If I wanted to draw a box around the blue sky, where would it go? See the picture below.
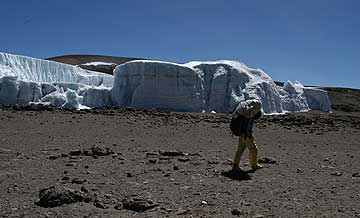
[0,0,359,88]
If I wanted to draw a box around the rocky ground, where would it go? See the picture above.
[0,105,360,218]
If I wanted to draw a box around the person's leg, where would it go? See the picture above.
[245,136,263,170]
[232,134,247,170]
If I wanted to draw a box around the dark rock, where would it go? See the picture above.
[127,173,133,178]
[91,146,114,157]
[69,150,82,156]
[231,208,243,216]
[94,199,109,209]
[82,149,93,156]
[208,160,219,165]
[160,150,185,157]
[177,209,190,215]
[35,186,84,207]
[173,166,179,170]
[114,203,123,210]
[123,197,158,212]
[258,157,277,164]
[81,186,89,193]
[65,162,77,167]
[72,178,86,184]
[352,172,360,178]
[61,153,69,158]
[188,152,201,157]
[178,157,190,162]
[61,176,70,181]
[331,171,343,176]
[48,155,60,160]
[148,159,157,164]
[146,152,159,156]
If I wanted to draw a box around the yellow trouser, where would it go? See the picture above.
[233,134,258,168]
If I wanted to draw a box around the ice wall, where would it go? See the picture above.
[111,61,205,112]
[0,52,115,109]
[0,52,332,113]
[0,52,113,87]
[111,60,331,114]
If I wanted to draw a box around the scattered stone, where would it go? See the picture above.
[258,157,277,164]
[71,178,86,184]
[61,153,69,158]
[148,159,157,164]
[122,197,159,212]
[178,157,190,162]
[160,150,185,157]
[114,203,123,210]
[146,152,159,156]
[65,162,77,167]
[91,146,114,157]
[84,196,93,203]
[104,193,112,199]
[201,200,208,205]
[94,199,109,209]
[61,176,70,181]
[296,168,303,173]
[35,186,84,207]
[69,150,82,156]
[48,154,60,160]
[208,160,219,165]
[82,146,114,158]
[81,186,88,193]
[160,207,172,213]
[323,158,330,162]
[352,173,360,178]
[231,208,242,216]
[331,171,343,176]
[177,209,190,215]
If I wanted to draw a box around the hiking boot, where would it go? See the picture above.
[251,163,263,170]
[231,165,243,172]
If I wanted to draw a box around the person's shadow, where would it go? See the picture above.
[221,169,253,181]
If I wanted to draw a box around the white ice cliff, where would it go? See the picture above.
[0,52,331,113]
[111,60,331,114]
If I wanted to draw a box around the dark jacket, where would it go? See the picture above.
[237,111,262,136]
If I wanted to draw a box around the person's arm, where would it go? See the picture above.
[253,111,262,120]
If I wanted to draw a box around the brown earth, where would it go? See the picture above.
[1,105,360,218]
[47,55,142,75]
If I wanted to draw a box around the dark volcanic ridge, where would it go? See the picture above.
[47,54,143,75]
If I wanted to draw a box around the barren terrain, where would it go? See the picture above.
[1,104,359,218]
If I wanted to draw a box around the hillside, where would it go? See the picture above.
[47,55,142,74]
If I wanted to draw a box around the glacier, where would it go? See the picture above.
[111,60,331,114]
[0,52,331,114]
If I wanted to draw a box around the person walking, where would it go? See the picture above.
[230,99,263,171]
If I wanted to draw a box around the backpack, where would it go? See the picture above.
[230,115,243,136]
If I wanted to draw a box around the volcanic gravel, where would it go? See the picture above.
[0,105,360,217]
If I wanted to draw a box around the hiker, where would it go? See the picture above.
[230,99,263,171]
